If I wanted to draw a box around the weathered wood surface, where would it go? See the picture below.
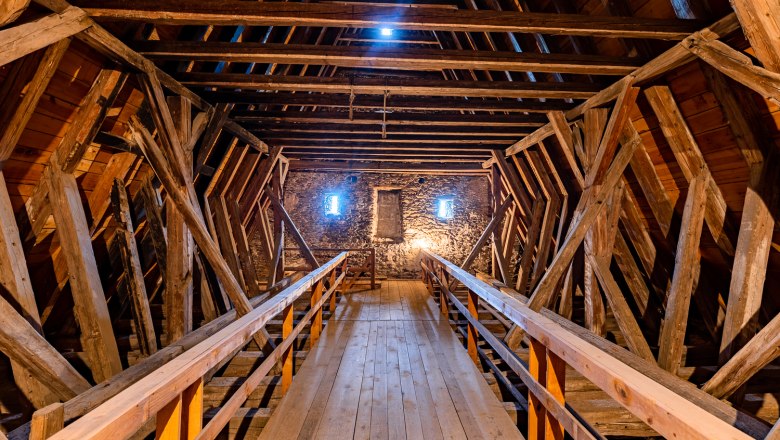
[136,42,641,75]
[426,252,755,440]
[260,280,523,439]
[77,1,701,38]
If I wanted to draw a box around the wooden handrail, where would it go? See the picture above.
[285,247,376,290]
[48,252,349,440]
[421,250,753,440]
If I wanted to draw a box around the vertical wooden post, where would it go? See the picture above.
[181,378,203,440]
[370,248,376,290]
[528,337,547,440]
[46,163,122,383]
[467,289,479,364]
[311,280,324,345]
[545,352,566,440]
[436,264,448,316]
[281,303,294,395]
[156,394,183,440]
[29,403,64,440]
[328,268,337,315]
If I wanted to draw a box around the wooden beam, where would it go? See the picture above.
[240,146,282,224]
[461,197,512,272]
[644,85,736,256]
[211,196,248,294]
[128,118,273,350]
[55,69,129,173]
[730,0,780,71]
[547,111,586,190]
[0,0,30,26]
[78,0,702,39]
[235,111,546,127]
[476,272,771,439]
[110,179,157,356]
[288,160,488,175]
[194,102,233,175]
[46,161,122,383]
[254,124,532,137]
[30,403,64,440]
[0,171,61,407]
[201,91,573,113]
[157,96,196,344]
[585,84,640,186]
[0,7,88,68]
[0,39,70,163]
[228,199,263,298]
[504,14,741,158]
[684,38,780,105]
[657,174,708,372]
[266,192,319,269]
[702,310,780,399]
[182,73,601,100]
[701,6,780,366]
[139,177,167,278]
[137,42,642,75]
[526,124,640,312]
[491,152,533,217]
[427,252,754,440]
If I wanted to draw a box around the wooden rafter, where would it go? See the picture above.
[136,42,642,75]
[77,0,702,39]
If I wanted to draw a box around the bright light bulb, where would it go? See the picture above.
[380,28,394,37]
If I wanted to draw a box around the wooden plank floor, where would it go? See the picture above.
[260,280,524,439]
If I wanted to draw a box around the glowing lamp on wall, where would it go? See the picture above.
[380,28,394,37]
[413,238,431,249]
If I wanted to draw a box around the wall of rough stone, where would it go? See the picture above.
[276,171,492,278]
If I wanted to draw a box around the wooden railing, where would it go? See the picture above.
[45,252,349,440]
[421,250,754,440]
[285,247,376,290]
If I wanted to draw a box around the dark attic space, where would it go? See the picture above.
[0,0,779,439]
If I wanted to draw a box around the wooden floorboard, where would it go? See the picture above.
[260,280,524,440]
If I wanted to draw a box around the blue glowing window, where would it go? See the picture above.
[437,198,454,219]
[324,194,341,216]
[380,28,394,37]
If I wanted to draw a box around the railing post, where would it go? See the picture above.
[156,394,182,440]
[467,288,479,364]
[281,303,294,395]
[181,378,203,440]
[370,248,376,290]
[311,279,324,345]
[545,351,566,440]
[30,403,64,440]
[328,268,337,314]
[439,269,449,316]
[528,336,547,440]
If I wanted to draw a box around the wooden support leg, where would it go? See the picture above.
[156,394,182,440]
[467,289,479,364]
[544,351,566,440]
[328,269,337,313]
[528,336,547,440]
[29,403,64,440]
[281,303,294,395]
[181,379,203,440]
[310,280,324,346]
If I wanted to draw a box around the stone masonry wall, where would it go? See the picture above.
[277,171,492,278]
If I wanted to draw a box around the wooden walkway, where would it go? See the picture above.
[260,280,524,439]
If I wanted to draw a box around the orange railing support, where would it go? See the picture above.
[182,379,203,440]
[281,303,294,395]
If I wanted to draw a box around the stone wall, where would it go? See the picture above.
[277,171,492,278]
